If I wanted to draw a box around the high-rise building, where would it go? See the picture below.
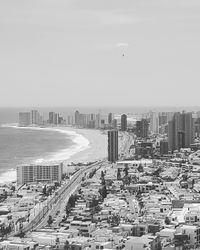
[17,163,63,186]
[54,113,59,125]
[160,140,169,155]
[136,119,149,138]
[67,115,73,125]
[121,114,127,131]
[150,111,159,134]
[108,130,118,162]
[168,112,194,151]
[88,114,95,128]
[95,113,101,129]
[49,112,61,125]
[108,113,113,125]
[112,119,117,129]
[159,112,168,126]
[19,112,31,126]
[75,110,80,126]
[31,110,40,125]
[49,112,55,124]
[195,118,200,137]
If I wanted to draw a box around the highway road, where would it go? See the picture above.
[19,160,105,234]
[11,131,133,236]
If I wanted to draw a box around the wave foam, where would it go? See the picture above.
[0,124,90,183]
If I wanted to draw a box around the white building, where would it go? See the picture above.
[125,235,160,250]
[176,225,200,247]
[150,111,159,134]
[17,163,63,186]
[19,112,31,127]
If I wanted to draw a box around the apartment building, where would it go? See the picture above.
[17,163,63,186]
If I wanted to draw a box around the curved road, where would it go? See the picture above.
[20,160,105,234]
[12,131,133,235]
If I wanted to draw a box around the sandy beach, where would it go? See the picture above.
[0,124,108,179]
[56,127,108,173]
[0,124,130,181]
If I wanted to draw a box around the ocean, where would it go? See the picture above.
[0,108,90,184]
[1,105,198,184]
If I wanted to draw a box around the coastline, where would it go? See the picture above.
[58,127,108,171]
[0,124,108,183]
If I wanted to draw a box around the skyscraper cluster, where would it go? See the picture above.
[48,112,65,125]
[74,110,97,128]
[168,112,194,152]
[19,110,66,127]
[19,110,43,126]
[73,110,117,129]
[136,119,149,138]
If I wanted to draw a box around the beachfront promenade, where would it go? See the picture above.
[11,131,133,236]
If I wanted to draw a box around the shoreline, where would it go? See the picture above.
[0,124,108,183]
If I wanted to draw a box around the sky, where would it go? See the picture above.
[0,0,200,107]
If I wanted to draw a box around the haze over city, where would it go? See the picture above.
[2,0,200,248]
[1,0,200,107]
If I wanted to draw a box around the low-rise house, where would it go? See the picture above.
[89,241,113,250]
[176,225,200,247]
[125,235,161,250]
[132,224,148,237]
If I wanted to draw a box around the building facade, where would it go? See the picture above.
[17,163,63,186]
[108,130,118,162]
[168,112,194,151]
[136,119,149,138]
[108,113,113,125]
[121,114,127,131]
[150,111,159,134]
[31,110,40,125]
[19,112,31,126]
[160,140,169,155]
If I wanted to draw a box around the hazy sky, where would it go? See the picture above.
[0,0,200,107]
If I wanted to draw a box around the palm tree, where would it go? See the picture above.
[47,215,53,227]
[64,240,70,250]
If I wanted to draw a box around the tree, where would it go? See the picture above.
[68,194,78,208]
[165,217,170,225]
[137,164,144,172]
[64,240,70,250]
[152,167,161,177]
[108,214,120,227]
[65,204,71,216]
[101,178,106,186]
[123,176,131,186]
[0,224,5,239]
[19,221,24,238]
[47,215,53,227]
[101,171,105,179]
[182,174,188,181]
[124,164,129,177]
[42,185,47,196]
[89,169,96,178]
[99,185,107,200]
[192,179,195,189]
[90,197,99,208]
[55,237,60,249]
[117,168,121,180]
[2,190,8,200]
